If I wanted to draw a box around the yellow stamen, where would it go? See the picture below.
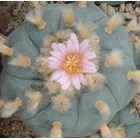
[63,54,81,74]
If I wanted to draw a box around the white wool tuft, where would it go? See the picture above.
[105,13,124,34]
[25,91,43,113]
[95,100,110,117]
[49,121,62,138]
[9,54,31,68]
[1,97,22,118]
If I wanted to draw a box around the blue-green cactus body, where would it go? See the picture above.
[110,103,140,138]
[133,32,140,70]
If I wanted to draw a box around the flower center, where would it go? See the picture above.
[63,54,81,74]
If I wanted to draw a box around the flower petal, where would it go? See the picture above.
[57,43,67,56]
[61,79,71,90]
[50,70,63,81]
[79,74,87,85]
[70,33,78,44]
[48,61,62,70]
[83,61,97,68]
[83,67,97,73]
[50,51,65,61]
[66,40,74,53]
[82,51,96,60]
[52,43,59,51]
[69,33,79,53]
[48,56,61,64]
[72,74,81,90]
[82,61,98,73]
[79,39,90,55]
[59,71,70,85]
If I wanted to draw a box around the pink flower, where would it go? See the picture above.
[48,33,98,90]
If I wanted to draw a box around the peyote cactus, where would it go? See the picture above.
[0,2,140,138]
